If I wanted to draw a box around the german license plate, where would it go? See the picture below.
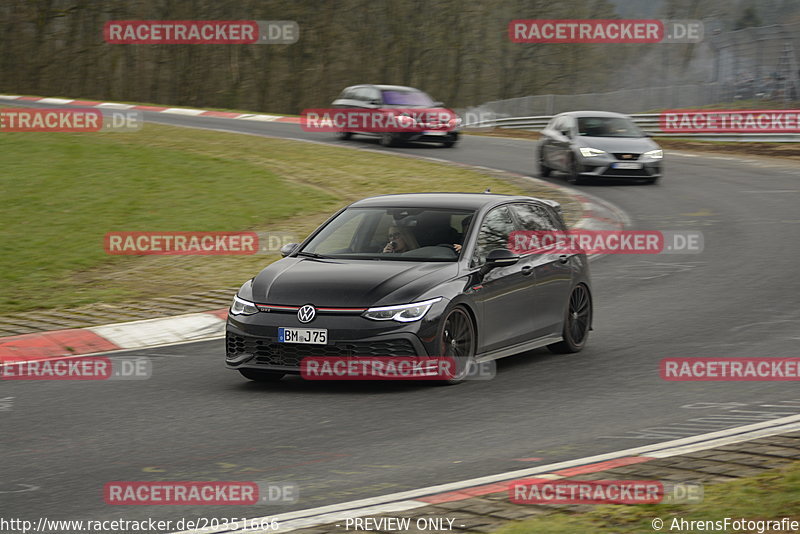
[278,327,328,344]
[612,162,642,169]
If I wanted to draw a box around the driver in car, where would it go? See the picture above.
[383,225,418,253]
[382,224,463,253]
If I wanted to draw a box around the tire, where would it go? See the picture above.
[539,150,552,177]
[337,132,352,140]
[239,369,285,382]
[436,306,477,385]
[442,140,456,148]
[566,155,585,185]
[645,177,660,185]
[380,133,398,147]
[548,284,592,354]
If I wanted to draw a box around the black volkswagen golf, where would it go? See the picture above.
[226,193,592,383]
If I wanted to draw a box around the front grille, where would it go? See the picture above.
[602,167,654,177]
[227,334,417,367]
[612,153,641,160]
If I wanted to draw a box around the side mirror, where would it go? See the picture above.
[479,248,519,275]
[561,129,572,138]
[369,99,382,106]
[280,243,299,257]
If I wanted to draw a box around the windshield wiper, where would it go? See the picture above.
[296,251,330,259]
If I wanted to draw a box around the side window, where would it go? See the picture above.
[508,203,564,254]
[364,87,381,104]
[510,203,560,232]
[471,206,517,266]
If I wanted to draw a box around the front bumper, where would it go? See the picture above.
[225,306,444,373]
[396,131,459,144]
[576,154,662,179]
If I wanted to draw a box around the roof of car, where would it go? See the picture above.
[558,110,630,118]
[349,192,549,210]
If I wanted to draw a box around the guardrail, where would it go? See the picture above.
[469,113,800,142]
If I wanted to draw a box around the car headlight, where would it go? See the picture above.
[363,297,442,322]
[644,149,663,159]
[230,295,259,316]
[579,147,606,157]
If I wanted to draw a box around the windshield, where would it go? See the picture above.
[300,207,475,261]
[578,116,644,138]
[381,90,436,106]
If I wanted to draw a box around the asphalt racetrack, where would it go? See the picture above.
[3,108,800,523]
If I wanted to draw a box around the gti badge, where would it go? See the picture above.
[297,304,316,323]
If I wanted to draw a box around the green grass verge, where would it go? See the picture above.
[0,123,573,315]
[496,461,800,533]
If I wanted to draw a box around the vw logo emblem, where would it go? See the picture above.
[297,304,316,323]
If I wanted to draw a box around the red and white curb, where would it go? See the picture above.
[0,309,227,364]
[0,95,301,123]
[173,414,800,534]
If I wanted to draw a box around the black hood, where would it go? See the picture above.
[252,257,458,307]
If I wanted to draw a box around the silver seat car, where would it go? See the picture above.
[539,111,663,184]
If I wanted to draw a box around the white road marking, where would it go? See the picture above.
[740,190,799,193]
[646,420,800,458]
[162,107,206,115]
[171,415,800,534]
[37,97,74,105]
[238,114,284,121]
[96,102,135,109]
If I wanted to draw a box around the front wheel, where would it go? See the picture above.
[437,307,476,385]
[380,133,399,147]
[539,150,552,177]
[239,369,285,382]
[442,140,456,148]
[548,284,592,354]
[337,131,352,140]
[566,155,586,185]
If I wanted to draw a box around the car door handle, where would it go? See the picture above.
[558,255,569,264]
[521,265,533,275]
